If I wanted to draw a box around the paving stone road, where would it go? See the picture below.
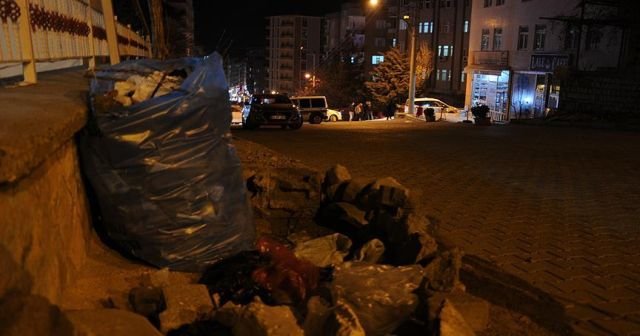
[234,119,640,335]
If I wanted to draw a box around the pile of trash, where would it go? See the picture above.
[79,53,254,272]
[110,70,185,106]
[124,165,475,336]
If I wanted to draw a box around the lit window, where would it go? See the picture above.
[438,45,443,56]
[372,55,384,64]
[481,29,490,50]
[534,24,546,50]
[464,20,469,33]
[493,27,503,50]
[438,69,450,81]
[392,38,397,47]
[351,56,355,63]
[461,71,466,83]
[517,26,529,50]
[400,20,408,30]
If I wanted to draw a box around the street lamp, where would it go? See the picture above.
[369,0,417,117]
[403,14,417,117]
[304,72,316,88]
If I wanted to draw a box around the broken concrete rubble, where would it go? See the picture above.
[66,309,163,336]
[215,298,304,336]
[437,299,476,336]
[159,284,214,333]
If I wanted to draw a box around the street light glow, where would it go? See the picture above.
[305,73,311,79]
[369,0,379,7]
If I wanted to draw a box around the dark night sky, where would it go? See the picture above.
[193,0,348,55]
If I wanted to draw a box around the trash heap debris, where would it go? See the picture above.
[79,53,255,272]
[110,71,185,107]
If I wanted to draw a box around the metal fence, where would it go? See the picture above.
[0,0,150,83]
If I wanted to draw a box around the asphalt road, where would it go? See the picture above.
[234,118,640,335]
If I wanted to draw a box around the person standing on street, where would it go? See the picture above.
[354,102,363,121]
[385,99,396,120]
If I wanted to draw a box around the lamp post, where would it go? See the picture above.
[305,72,316,88]
[369,0,418,116]
[404,14,417,117]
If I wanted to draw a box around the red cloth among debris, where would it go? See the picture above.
[252,237,320,302]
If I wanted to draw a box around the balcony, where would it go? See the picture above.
[471,51,509,67]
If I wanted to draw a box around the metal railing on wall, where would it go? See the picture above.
[0,0,151,84]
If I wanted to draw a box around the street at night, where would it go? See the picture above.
[235,119,640,334]
[2,0,640,335]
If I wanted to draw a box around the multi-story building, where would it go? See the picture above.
[324,2,366,63]
[465,0,624,121]
[364,0,401,75]
[266,15,322,95]
[246,49,268,95]
[226,58,248,102]
[396,0,471,101]
[362,0,471,103]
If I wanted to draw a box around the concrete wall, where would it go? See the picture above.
[0,70,91,305]
[0,141,90,304]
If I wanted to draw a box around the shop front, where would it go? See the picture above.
[470,70,511,122]
[465,52,567,122]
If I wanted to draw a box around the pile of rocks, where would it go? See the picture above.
[0,160,490,336]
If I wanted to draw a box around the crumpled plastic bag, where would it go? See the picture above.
[331,262,425,335]
[79,53,254,271]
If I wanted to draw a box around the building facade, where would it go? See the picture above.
[364,0,401,76]
[465,0,624,121]
[267,15,322,95]
[397,0,471,100]
[324,2,366,63]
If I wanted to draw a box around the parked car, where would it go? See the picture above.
[326,108,343,122]
[230,102,243,127]
[242,94,303,130]
[404,98,463,117]
[290,95,329,124]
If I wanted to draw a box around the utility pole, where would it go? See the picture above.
[406,14,417,116]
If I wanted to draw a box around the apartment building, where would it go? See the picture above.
[397,0,471,99]
[324,2,366,63]
[465,0,624,121]
[363,0,401,75]
[266,16,322,94]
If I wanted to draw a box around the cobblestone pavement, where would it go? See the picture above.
[234,119,640,335]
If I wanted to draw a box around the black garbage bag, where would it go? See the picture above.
[79,53,255,271]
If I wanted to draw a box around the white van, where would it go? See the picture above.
[290,96,328,124]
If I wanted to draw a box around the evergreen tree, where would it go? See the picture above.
[365,42,433,105]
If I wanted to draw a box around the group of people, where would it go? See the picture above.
[347,99,398,121]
